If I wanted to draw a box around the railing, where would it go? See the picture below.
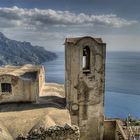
[116,120,128,140]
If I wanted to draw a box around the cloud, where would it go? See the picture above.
[0,6,138,30]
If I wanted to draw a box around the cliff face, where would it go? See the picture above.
[0,32,57,66]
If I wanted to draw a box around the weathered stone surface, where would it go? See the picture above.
[0,64,45,103]
[0,81,71,139]
[65,36,106,140]
[16,124,80,140]
[0,122,14,140]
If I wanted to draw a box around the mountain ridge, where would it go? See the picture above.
[0,32,57,66]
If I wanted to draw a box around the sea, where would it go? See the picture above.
[44,52,140,119]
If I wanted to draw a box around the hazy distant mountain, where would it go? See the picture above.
[0,32,57,66]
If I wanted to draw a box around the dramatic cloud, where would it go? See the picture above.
[0,6,138,30]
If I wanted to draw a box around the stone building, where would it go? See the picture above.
[0,64,45,103]
[65,36,106,140]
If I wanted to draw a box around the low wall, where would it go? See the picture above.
[104,119,128,140]
[103,120,116,140]
[16,124,80,140]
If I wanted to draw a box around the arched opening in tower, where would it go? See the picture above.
[82,46,90,72]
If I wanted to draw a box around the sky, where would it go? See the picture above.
[0,0,140,52]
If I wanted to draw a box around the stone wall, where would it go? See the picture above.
[65,36,106,140]
[16,124,80,140]
[0,75,37,103]
[38,65,45,96]
[103,120,116,140]
[0,65,46,103]
[103,119,128,140]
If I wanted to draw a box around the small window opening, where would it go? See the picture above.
[83,46,90,72]
[1,83,12,93]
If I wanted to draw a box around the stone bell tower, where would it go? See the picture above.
[65,36,106,140]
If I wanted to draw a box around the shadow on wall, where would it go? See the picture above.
[0,96,66,112]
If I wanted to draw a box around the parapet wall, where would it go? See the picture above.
[16,124,80,140]
[103,120,116,140]
[104,119,128,140]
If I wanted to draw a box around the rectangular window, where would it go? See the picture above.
[1,83,12,93]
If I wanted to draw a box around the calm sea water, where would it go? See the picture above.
[44,52,140,118]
